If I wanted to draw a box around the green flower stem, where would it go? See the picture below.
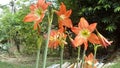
[35,47,41,68]
[42,23,51,68]
[81,48,86,68]
[92,45,99,68]
[60,46,64,68]
[42,9,53,68]
[77,46,81,68]
[35,32,43,68]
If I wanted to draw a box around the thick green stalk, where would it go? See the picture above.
[77,46,81,68]
[35,29,43,68]
[60,46,64,68]
[35,48,41,68]
[92,45,99,68]
[42,23,51,68]
[42,9,53,68]
[81,48,86,68]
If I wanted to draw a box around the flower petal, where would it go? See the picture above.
[58,28,64,33]
[70,35,84,47]
[24,13,38,22]
[55,11,61,16]
[71,27,81,35]
[96,30,113,48]
[88,33,100,44]
[83,40,88,50]
[63,18,73,28]
[88,23,97,32]
[65,9,72,18]
[42,2,51,10]
[58,20,64,29]
[37,0,45,7]
[99,35,112,48]
[49,40,59,49]
[88,53,94,60]
[60,2,66,14]
[30,4,37,11]
[36,13,45,23]
[34,14,44,29]
[34,21,39,30]
[78,17,89,28]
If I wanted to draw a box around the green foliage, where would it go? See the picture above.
[0,1,41,55]
[114,6,120,12]
[110,62,120,68]
[106,24,117,32]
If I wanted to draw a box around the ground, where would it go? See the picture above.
[0,49,120,68]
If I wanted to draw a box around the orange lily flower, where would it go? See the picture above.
[96,29,113,48]
[48,28,67,49]
[55,2,73,29]
[84,53,97,68]
[70,17,100,50]
[23,0,51,30]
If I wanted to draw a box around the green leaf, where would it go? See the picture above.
[98,0,105,4]
[37,36,43,49]
[106,24,116,32]
[114,7,120,12]
[104,4,111,10]
[94,6,101,11]
[101,17,111,24]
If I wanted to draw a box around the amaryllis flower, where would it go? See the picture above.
[96,29,113,48]
[48,28,67,49]
[84,53,97,68]
[70,17,100,50]
[23,0,51,30]
[55,2,73,29]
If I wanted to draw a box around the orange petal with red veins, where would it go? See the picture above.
[99,35,112,48]
[88,53,94,59]
[49,41,59,49]
[33,14,44,30]
[88,53,97,63]
[55,11,61,16]
[72,35,84,47]
[58,20,64,29]
[50,30,57,37]
[63,18,73,28]
[30,4,36,11]
[79,17,89,28]
[85,56,88,61]
[24,14,37,22]
[83,40,88,50]
[88,33,100,44]
[71,27,81,35]
[96,30,113,48]
[34,22,39,30]
[58,28,64,33]
[37,0,45,7]
[88,23,97,32]
[60,2,66,13]
[42,2,51,10]
[36,13,45,23]
[65,9,72,18]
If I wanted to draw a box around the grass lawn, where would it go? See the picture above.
[110,62,120,68]
[0,57,120,68]
[0,61,33,68]
[0,57,70,68]
[0,56,62,68]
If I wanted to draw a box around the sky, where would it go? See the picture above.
[0,0,10,5]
